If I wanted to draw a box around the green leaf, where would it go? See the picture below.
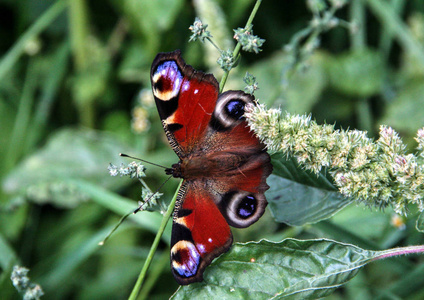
[71,38,111,107]
[172,239,376,299]
[270,153,335,189]
[246,52,287,105]
[267,175,352,226]
[266,153,352,226]
[2,128,133,208]
[0,232,19,270]
[68,179,171,241]
[327,49,384,97]
[283,52,327,113]
[247,51,326,113]
[38,226,114,291]
[113,0,183,52]
[380,78,424,135]
[331,205,392,241]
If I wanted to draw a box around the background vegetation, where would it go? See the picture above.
[1,0,424,299]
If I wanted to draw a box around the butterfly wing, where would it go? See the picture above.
[170,181,233,285]
[167,90,273,285]
[204,90,273,228]
[151,50,219,157]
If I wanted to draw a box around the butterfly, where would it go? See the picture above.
[150,50,273,285]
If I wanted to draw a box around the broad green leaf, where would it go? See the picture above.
[327,49,384,97]
[172,239,376,299]
[283,52,327,114]
[243,52,287,105]
[309,220,382,250]
[270,153,336,190]
[330,205,392,241]
[380,78,424,135]
[267,153,352,226]
[248,51,326,113]
[2,128,133,208]
[267,175,352,226]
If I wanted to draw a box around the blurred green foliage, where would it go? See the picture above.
[1,0,424,299]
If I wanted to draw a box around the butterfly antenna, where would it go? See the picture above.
[99,211,132,246]
[120,153,167,169]
[100,156,173,245]
[133,174,173,214]
[100,175,174,245]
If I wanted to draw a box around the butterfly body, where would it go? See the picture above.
[151,50,272,285]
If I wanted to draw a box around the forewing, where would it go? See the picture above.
[151,50,219,157]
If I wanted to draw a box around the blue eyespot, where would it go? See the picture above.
[237,195,257,219]
[156,61,179,77]
[154,61,183,95]
[171,241,200,278]
[225,100,245,120]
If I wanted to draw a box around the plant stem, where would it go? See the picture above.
[350,0,366,50]
[107,18,129,58]
[378,0,405,61]
[351,0,373,135]
[356,99,373,134]
[128,180,182,300]
[374,245,424,260]
[68,0,90,70]
[219,0,262,92]
[4,59,38,173]
[68,0,95,128]
[24,43,70,154]
[138,249,170,300]
[206,37,222,52]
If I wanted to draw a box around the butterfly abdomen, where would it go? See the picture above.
[176,150,262,179]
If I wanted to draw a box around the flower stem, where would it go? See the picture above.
[219,0,262,92]
[128,180,182,300]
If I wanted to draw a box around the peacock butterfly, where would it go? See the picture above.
[150,50,273,285]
